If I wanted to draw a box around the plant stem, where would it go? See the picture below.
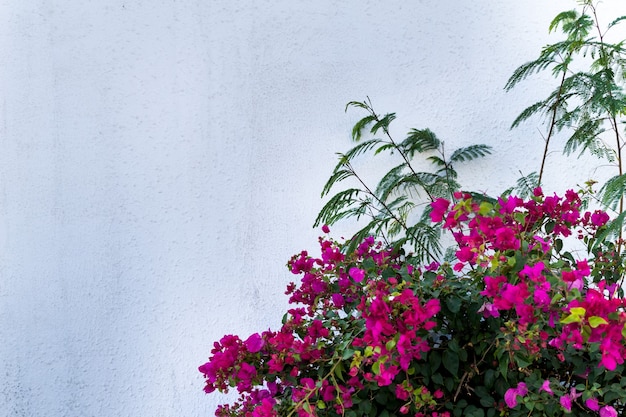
[590,3,624,250]
[538,67,568,187]
[365,98,436,202]
[347,162,438,263]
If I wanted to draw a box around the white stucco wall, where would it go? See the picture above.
[1,1,623,416]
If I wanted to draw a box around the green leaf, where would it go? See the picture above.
[608,15,626,29]
[561,307,586,324]
[484,369,496,389]
[314,188,362,227]
[341,349,356,360]
[449,144,493,163]
[479,395,495,408]
[351,115,377,142]
[429,350,442,372]
[320,168,353,197]
[370,113,396,135]
[589,316,608,328]
[339,139,384,165]
[432,372,444,385]
[515,356,532,368]
[466,405,484,417]
[445,296,462,313]
[549,10,578,33]
[401,128,440,156]
[498,357,508,379]
[442,351,459,375]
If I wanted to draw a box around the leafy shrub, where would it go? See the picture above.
[200,189,624,417]
[200,2,626,416]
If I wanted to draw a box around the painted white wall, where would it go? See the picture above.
[0,1,623,416]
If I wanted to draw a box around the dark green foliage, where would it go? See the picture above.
[315,99,492,262]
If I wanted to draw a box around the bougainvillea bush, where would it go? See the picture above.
[200,2,626,416]
[200,189,626,417]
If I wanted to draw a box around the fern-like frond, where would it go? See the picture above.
[314,188,362,227]
[391,171,440,201]
[449,144,493,163]
[339,139,384,165]
[505,57,556,91]
[586,137,615,162]
[563,118,604,156]
[374,143,397,155]
[321,168,354,197]
[427,155,446,168]
[608,15,626,30]
[436,165,458,181]
[510,172,540,199]
[345,100,370,112]
[404,171,440,187]
[376,163,408,202]
[549,10,579,33]
[599,173,626,210]
[510,100,549,129]
[370,113,396,135]
[401,129,440,157]
[550,10,592,41]
[386,197,414,238]
[351,115,377,142]
[405,222,442,263]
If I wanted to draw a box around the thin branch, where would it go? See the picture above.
[365,97,436,202]
[346,161,438,263]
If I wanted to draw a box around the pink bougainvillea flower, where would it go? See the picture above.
[493,282,529,311]
[504,382,527,408]
[533,282,551,309]
[331,292,345,308]
[430,198,450,223]
[531,235,551,253]
[480,275,507,297]
[560,395,572,412]
[395,384,410,401]
[374,363,399,386]
[455,246,474,263]
[562,270,583,291]
[498,195,523,214]
[591,210,610,227]
[585,398,599,411]
[477,302,499,318]
[520,262,545,282]
[560,387,582,412]
[321,224,330,233]
[600,405,618,417]
[251,398,277,417]
[244,333,264,353]
[349,267,365,283]
[235,362,257,392]
[493,227,520,250]
[538,380,553,395]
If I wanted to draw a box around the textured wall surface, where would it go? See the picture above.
[0,1,623,416]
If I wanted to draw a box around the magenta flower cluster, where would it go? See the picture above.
[200,188,626,416]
